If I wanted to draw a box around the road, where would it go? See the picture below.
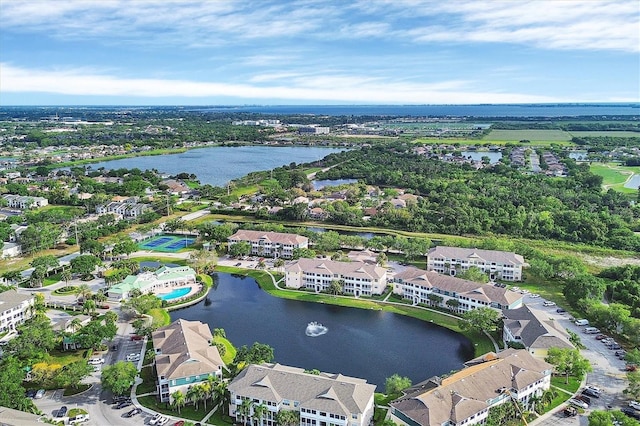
[528,299,631,426]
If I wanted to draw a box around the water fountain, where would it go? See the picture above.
[305,321,328,337]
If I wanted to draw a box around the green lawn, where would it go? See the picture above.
[213,336,236,365]
[46,348,88,367]
[570,131,640,138]
[148,308,171,327]
[137,365,157,395]
[137,395,211,423]
[483,129,573,142]
[590,162,639,194]
[551,375,582,394]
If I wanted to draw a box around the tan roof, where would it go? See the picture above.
[503,305,575,350]
[391,349,552,426]
[428,246,526,266]
[0,290,33,313]
[152,319,224,380]
[0,406,45,426]
[394,267,522,306]
[229,363,375,416]
[229,229,308,246]
[286,258,387,281]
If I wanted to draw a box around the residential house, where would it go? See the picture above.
[393,267,523,313]
[1,242,21,259]
[427,246,527,281]
[388,349,553,426]
[0,290,34,333]
[160,179,191,196]
[502,305,574,359]
[152,319,225,403]
[107,266,196,300]
[285,258,388,297]
[228,363,375,426]
[2,194,48,209]
[308,207,327,220]
[96,197,149,219]
[228,230,309,259]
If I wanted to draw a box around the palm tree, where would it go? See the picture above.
[2,270,23,287]
[186,385,202,410]
[82,299,97,315]
[238,398,253,426]
[171,390,186,414]
[60,268,72,285]
[212,379,229,414]
[69,317,83,333]
[328,279,344,296]
[76,283,92,302]
[275,409,299,426]
[199,382,211,411]
[253,403,267,426]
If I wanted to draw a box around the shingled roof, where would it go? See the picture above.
[229,230,308,245]
[286,258,387,281]
[428,246,526,266]
[394,267,522,306]
[502,305,575,350]
[152,319,224,380]
[229,363,375,417]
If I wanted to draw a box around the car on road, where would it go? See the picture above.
[568,398,589,409]
[174,421,185,426]
[542,301,556,306]
[528,293,540,298]
[111,344,119,351]
[35,389,45,399]
[556,308,567,314]
[595,334,608,340]
[88,357,104,365]
[69,414,89,424]
[116,400,132,409]
[124,407,141,417]
[622,407,640,420]
[235,262,242,266]
[57,406,68,418]
[126,353,140,362]
[630,401,640,410]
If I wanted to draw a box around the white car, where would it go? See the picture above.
[528,293,540,298]
[543,301,556,306]
[629,401,640,410]
[88,357,104,365]
[586,385,603,393]
[149,414,162,425]
[157,416,169,425]
[125,353,140,362]
[568,398,589,409]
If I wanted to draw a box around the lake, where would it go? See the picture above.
[170,272,474,388]
[85,146,346,186]
[460,151,502,164]
[624,174,640,190]
[312,178,359,190]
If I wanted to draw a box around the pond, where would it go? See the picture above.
[460,151,502,164]
[170,272,474,388]
[624,174,640,189]
[312,178,359,190]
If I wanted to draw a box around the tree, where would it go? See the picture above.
[2,270,23,286]
[121,294,162,315]
[457,266,489,283]
[60,268,72,285]
[101,361,138,395]
[253,403,268,426]
[459,307,500,334]
[229,241,251,258]
[563,274,606,307]
[113,237,138,258]
[70,254,101,279]
[29,265,47,288]
[82,299,97,315]
[237,398,253,426]
[6,314,56,363]
[624,370,640,400]
[427,293,443,307]
[589,410,638,426]
[446,299,460,310]
[328,279,343,296]
[80,239,105,257]
[275,409,299,426]
[31,254,60,270]
[19,222,62,254]
[0,357,38,413]
[545,348,592,384]
[55,360,93,389]
[75,283,92,302]
[233,342,275,365]
[171,390,186,414]
[385,374,412,396]
[188,249,218,274]
[566,330,586,349]
[292,247,316,259]
[376,251,388,266]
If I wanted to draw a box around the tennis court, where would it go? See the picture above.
[138,234,195,252]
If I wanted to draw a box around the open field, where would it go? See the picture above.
[569,131,640,138]
[413,137,574,147]
[483,129,572,141]
[590,162,639,194]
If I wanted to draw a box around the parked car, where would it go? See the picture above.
[595,334,608,340]
[57,406,68,418]
[111,344,119,351]
[113,396,131,404]
[35,389,45,399]
[126,353,140,362]
[116,400,132,409]
[626,364,638,372]
[556,308,567,314]
[235,262,242,266]
[124,408,141,418]
[542,301,556,306]
[568,398,589,409]
[622,407,640,420]
[574,319,589,326]
[577,394,591,404]
[582,388,601,398]
[130,334,144,341]
[174,421,185,426]
[630,401,640,411]
[563,406,578,417]
[586,385,602,393]
[608,343,622,350]
[149,414,163,425]
[88,357,104,365]
[69,414,89,424]
[157,416,169,425]
[25,389,37,398]
[615,350,627,358]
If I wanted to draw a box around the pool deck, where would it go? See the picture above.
[153,284,201,302]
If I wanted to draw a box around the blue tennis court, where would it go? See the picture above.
[139,234,195,252]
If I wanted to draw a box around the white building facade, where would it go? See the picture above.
[228,230,309,259]
[0,290,35,333]
[427,246,526,281]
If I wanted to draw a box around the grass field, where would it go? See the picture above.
[483,129,573,142]
[570,131,640,138]
[590,163,639,194]
[413,137,573,147]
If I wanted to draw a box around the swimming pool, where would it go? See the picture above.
[158,287,192,301]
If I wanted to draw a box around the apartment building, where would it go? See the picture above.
[228,230,309,259]
[388,349,553,426]
[152,319,225,403]
[393,267,523,313]
[0,290,35,333]
[2,194,49,209]
[285,258,388,297]
[427,246,526,281]
[228,363,376,426]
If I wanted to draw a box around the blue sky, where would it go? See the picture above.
[1,0,638,105]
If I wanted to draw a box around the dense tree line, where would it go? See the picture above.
[312,144,640,250]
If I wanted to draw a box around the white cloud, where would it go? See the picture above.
[0,63,568,104]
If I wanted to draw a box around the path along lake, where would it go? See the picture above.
[86,146,346,187]
[171,273,474,388]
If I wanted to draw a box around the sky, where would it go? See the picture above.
[0,0,639,105]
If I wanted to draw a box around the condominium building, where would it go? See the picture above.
[152,319,225,403]
[0,290,35,333]
[388,349,553,426]
[228,363,376,426]
[2,194,48,209]
[503,305,574,359]
[393,267,523,313]
[285,258,388,297]
[228,230,309,259]
[427,246,527,281]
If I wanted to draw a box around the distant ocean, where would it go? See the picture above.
[187,103,640,117]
